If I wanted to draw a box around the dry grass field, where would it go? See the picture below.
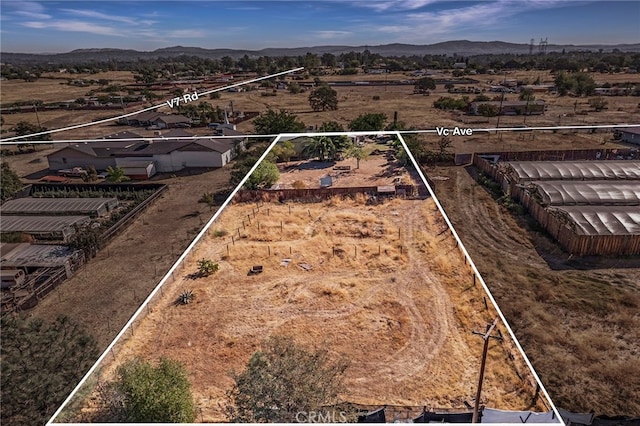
[72,195,549,422]
[2,69,638,420]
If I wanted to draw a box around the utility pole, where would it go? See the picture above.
[471,317,503,423]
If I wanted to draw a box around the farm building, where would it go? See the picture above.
[620,127,640,145]
[0,216,91,242]
[114,159,157,179]
[504,161,640,182]
[474,154,640,255]
[46,129,247,174]
[0,243,83,276]
[528,181,640,206]
[549,205,640,236]
[469,100,545,116]
[0,197,118,217]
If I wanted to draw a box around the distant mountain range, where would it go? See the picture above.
[3,40,640,64]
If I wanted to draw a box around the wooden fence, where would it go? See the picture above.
[234,184,419,203]
[472,153,640,256]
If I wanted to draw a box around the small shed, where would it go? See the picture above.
[376,185,396,196]
[114,159,157,179]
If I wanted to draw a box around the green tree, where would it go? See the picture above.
[245,160,280,189]
[348,113,387,131]
[302,136,337,161]
[1,162,23,201]
[11,121,52,152]
[104,357,196,423]
[105,166,130,183]
[225,335,349,423]
[414,77,436,94]
[344,145,368,169]
[253,109,306,135]
[308,84,338,111]
[477,103,500,117]
[1,316,99,426]
[318,121,351,152]
[269,140,296,162]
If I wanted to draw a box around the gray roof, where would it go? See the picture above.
[0,197,118,215]
[621,127,640,135]
[1,215,91,233]
[551,205,640,235]
[507,161,640,181]
[156,114,191,124]
[0,243,81,268]
[531,180,640,206]
[132,111,163,122]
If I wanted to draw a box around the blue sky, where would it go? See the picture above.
[1,1,639,53]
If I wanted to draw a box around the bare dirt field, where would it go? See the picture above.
[3,70,638,144]
[426,164,640,416]
[75,195,548,422]
[275,145,408,189]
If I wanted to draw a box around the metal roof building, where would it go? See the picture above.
[0,197,118,217]
[1,216,91,242]
[0,243,82,269]
[530,181,640,206]
[506,161,640,182]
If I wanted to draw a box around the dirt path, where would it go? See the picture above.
[75,198,543,422]
[429,165,640,415]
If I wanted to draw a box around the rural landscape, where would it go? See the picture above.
[1,1,640,424]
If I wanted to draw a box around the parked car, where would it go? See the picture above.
[58,167,87,177]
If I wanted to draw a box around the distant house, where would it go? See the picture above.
[469,100,546,116]
[453,62,467,69]
[620,127,640,145]
[152,114,191,129]
[46,129,247,175]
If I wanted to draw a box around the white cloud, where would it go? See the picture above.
[314,30,352,39]
[21,20,125,37]
[60,9,155,26]
[362,0,579,41]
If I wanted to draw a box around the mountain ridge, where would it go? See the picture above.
[3,40,640,64]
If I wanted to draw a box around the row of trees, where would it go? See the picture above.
[5,49,639,82]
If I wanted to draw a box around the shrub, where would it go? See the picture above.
[197,258,219,277]
[104,357,196,422]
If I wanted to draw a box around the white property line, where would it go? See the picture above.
[47,134,284,425]
[0,67,304,143]
[5,123,639,146]
[49,131,568,424]
[396,131,565,425]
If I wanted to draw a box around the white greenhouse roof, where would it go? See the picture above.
[551,205,640,236]
[531,180,640,206]
[507,161,640,181]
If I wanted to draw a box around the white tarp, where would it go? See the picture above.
[481,408,560,423]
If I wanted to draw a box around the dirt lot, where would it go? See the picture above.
[74,195,548,422]
[426,164,640,416]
